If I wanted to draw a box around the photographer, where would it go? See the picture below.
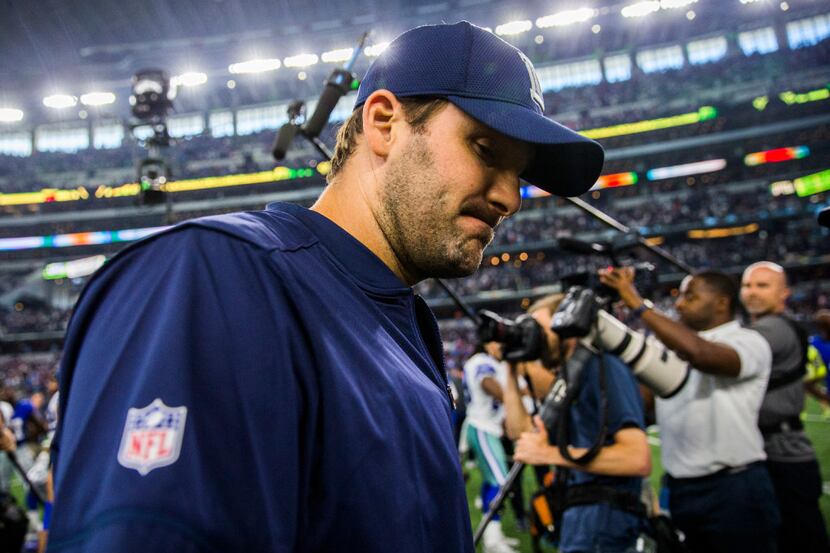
[502,294,651,553]
[598,268,779,553]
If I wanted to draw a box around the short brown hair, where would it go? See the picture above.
[328,96,448,180]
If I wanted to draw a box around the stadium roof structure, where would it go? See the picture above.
[0,0,824,125]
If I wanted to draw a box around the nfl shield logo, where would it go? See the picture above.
[118,398,187,476]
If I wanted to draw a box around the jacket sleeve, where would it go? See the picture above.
[49,227,317,553]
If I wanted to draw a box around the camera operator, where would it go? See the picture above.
[501,294,651,553]
[598,268,779,553]
[740,261,829,553]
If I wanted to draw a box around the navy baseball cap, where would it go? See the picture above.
[355,21,604,197]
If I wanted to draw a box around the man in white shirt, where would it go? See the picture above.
[463,342,517,553]
[599,269,780,553]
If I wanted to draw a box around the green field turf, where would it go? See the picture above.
[466,397,830,552]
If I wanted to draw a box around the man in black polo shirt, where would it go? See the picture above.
[741,261,829,553]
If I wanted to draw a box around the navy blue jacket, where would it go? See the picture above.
[49,202,473,552]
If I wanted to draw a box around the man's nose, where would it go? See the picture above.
[486,170,522,218]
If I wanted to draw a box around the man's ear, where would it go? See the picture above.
[361,90,400,159]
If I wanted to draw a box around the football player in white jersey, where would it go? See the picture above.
[463,342,518,553]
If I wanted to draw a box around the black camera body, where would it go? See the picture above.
[477,310,546,362]
[560,261,656,305]
[550,286,599,339]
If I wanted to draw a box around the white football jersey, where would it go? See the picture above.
[463,352,508,436]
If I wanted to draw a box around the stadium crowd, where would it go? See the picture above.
[0,38,826,198]
[0,7,826,552]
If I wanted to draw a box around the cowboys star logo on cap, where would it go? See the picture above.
[118,398,187,476]
[517,50,545,113]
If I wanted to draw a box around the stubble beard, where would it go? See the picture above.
[378,135,491,283]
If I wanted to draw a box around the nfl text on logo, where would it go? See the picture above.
[118,398,188,476]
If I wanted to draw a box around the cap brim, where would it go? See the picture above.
[819,206,830,228]
[447,95,604,197]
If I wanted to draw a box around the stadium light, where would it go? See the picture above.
[495,20,533,36]
[0,108,24,123]
[621,1,661,17]
[283,53,319,68]
[80,92,116,106]
[364,42,390,57]
[228,58,281,74]
[536,8,596,28]
[171,72,208,88]
[660,0,697,8]
[322,48,354,63]
[43,94,78,109]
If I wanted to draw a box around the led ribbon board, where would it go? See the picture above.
[521,172,638,197]
[0,188,89,207]
[0,226,169,252]
[591,172,638,189]
[744,146,809,166]
[647,159,726,180]
[779,86,830,106]
[42,255,107,280]
[580,106,717,140]
[688,223,759,239]
[0,164,328,207]
[794,169,830,197]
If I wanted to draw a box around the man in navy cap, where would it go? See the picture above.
[48,22,603,552]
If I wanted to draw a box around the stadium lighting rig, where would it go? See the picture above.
[80,92,116,106]
[660,0,698,8]
[283,53,319,68]
[171,72,208,88]
[621,0,697,17]
[228,58,281,74]
[495,19,533,36]
[621,1,661,18]
[0,108,23,123]
[322,48,354,63]
[364,42,390,57]
[43,94,78,109]
[536,8,597,28]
